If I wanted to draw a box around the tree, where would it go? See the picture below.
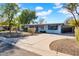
[0,3,19,36]
[65,17,79,27]
[0,19,9,26]
[19,9,37,25]
[64,3,79,45]
[19,9,37,32]
[63,3,79,26]
[13,16,21,33]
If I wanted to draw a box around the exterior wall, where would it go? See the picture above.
[38,26,46,32]
[38,25,62,34]
[46,25,62,34]
[24,24,62,34]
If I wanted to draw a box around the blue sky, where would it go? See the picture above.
[19,3,72,23]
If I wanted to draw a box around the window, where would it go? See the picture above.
[39,25,44,29]
[29,25,35,28]
[48,25,58,30]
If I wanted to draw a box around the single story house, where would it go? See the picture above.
[24,23,74,34]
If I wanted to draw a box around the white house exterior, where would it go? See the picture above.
[37,24,62,34]
[24,23,73,34]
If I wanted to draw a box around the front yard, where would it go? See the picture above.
[0,31,41,56]
[0,31,31,38]
[50,39,79,56]
[0,32,77,56]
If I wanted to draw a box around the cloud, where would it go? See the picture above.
[59,8,70,14]
[58,8,77,17]
[42,16,47,19]
[36,9,52,16]
[53,3,63,9]
[35,6,44,11]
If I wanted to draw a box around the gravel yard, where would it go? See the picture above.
[49,39,79,56]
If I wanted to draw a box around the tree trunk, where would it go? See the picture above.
[16,27,18,34]
[75,27,79,45]
[70,11,79,45]
[71,12,79,26]
[9,15,13,37]
[9,22,12,37]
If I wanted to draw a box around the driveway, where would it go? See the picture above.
[12,33,74,56]
[0,33,75,56]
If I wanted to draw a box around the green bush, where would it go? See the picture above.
[23,28,28,32]
[22,25,28,32]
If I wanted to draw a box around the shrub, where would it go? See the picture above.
[23,28,28,32]
[28,27,36,35]
[21,25,28,32]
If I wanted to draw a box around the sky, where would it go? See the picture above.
[18,3,78,23]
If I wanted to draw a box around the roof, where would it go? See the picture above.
[25,23,64,26]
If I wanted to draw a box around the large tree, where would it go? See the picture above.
[0,3,19,35]
[64,3,79,44]
[64,3,79,26]
[19,9,37,25]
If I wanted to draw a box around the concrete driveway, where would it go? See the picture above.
[13,33,74,56]
[0,33,75,56]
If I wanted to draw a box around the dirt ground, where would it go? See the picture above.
[49,39,79,56]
